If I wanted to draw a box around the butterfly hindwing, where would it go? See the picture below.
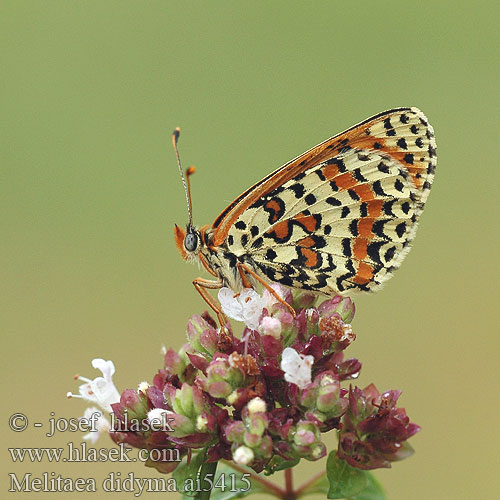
[219,107,436,294]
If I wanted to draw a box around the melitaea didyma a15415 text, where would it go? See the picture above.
[172,107,436,324]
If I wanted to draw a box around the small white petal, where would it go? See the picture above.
[239,289,266,330]
[218,287,266,330]
[259,316,282,339]
[73,359,120,412]
[281,347,314,389]
[247,397,267,414]
[218,288,245,321]
[91,359,115,382]
[233,445,254,465]
[138,381,149,393]
[81,407,110,444]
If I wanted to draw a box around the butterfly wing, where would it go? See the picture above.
[214,107,436,293]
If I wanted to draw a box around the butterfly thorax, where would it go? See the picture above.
[174,223,255,291]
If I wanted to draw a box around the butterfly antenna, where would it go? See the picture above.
[172,127,193,226]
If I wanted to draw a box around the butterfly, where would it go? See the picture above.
[173,107,436,325]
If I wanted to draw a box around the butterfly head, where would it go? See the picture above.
[174,223,202,261]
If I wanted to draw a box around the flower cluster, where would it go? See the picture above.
[69,285,419,474]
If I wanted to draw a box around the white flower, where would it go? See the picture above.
[259,316,282,339]
[67,358,120,412]
[280,347,314,389]
[218,287,266,330]
[247,397,267,414]
[233,445,254,465]
[196,414,208,432]
[147,408,173,431]
[138,381,149,394]
[81,407,110,444]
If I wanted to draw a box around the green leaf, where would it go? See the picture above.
[326,452,367,499]
[173,449,208,497]
[264,456,300,475]
[350,472,386,500]
[182,463,265,500]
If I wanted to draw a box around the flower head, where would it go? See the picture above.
[69,290,419,476]
[338,384,421,469]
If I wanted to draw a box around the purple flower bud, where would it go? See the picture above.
[291,421,325,461]
[119,389,147,421]
[243,431,262,447]
[225,421,245,442]
[318,296,356,323]
[163,348,184,375]
[246,413,268,436]
[187,315,218,356]
[292,290,318,309]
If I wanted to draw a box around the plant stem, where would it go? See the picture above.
[284,468,295,500]
[195,460,218,500]
[222,460,286,498]
[293,470,326,497]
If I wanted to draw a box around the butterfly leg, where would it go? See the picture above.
[192,278,228,328]
[236,262,296,318]
[198,253,219,278]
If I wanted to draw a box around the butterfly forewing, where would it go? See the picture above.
[215,107,436,294]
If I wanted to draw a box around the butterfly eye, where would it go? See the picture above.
[184,232,198,252]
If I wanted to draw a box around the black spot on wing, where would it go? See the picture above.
[348,189,360,201]
[395,222,406,238]
[266,248,277,261]
[305,193,316,205]
[289,183,306,198]
[360,202,368,217]
[367,241,385,264]
[384,246,396,262]
[326,197,342,206]
[349,219,358,237]
[403,153,414,165]
[394,178,405,192]
[353,168,368,183]
[377,162,390,174]
[397,138,408,150]
[315,169,326,181]
[372,181,387,196]
[342,238,352,257]
[325,157,347,172]
[251,237,264,249]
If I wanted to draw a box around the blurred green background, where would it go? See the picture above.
[2,1,499,499]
